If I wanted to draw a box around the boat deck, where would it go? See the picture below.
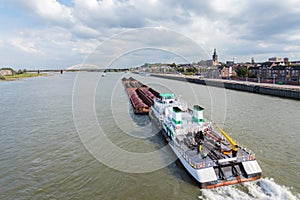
[173,128,252,169]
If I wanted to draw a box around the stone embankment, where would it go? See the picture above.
[151,74,300,100]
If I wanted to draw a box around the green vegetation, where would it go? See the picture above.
[17,69,27,74]
[170,63,176,68]
[2,73,45,80]
[235,67,248,77]
[176,67,184,73]
[175,66,197,75]
[183,71,194,76]
[0,67,47,81]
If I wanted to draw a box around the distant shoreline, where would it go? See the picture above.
[0,73,48,81]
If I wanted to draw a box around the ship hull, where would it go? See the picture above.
[167,131,261,188]
[150,110,261,189]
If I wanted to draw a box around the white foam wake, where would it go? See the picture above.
[199,178,300,200]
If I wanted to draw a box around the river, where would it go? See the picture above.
[0,72,299,199]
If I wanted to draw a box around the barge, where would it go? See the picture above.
[122,77,160,114]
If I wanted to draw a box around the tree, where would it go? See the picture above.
[1,67,15,74]
[186,67,196,74]
[170,63,176,68]
[176,67,184,73]
[235,67,248,77]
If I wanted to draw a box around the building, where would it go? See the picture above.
[226,61,234,67]
[270,64,287,81]
[220,66,237,78]
[291,65,300,82]
[259,62,277,80]
[0,69,13,76]
[247,62,300,83]
[248,66,260,77]
[212,48,220,66]
[198,49,221,67]
[268,57,282,62]
[196,51,299,83]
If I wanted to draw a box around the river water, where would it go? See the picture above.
[0,72,299,200]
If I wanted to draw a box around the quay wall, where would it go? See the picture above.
[151,74,300,100]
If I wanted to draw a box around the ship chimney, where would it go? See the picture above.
[172,107,182,129]
[193,105,204,123]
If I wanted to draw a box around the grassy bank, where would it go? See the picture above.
[1,73,47,81]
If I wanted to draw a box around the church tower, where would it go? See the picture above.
[212,48,219,65]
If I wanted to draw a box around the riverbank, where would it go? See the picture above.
[150,73,300,100]
[0,73,48,81]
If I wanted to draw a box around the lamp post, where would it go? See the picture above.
[258,68,261,83]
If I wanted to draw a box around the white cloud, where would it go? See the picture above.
[288,0,300,12]
[209,0,246,15]
[72,24,100,38]
[20,0,74,25]
[35,0,72,20]
[82,27,208,69]
[9,38,41,54]
[1,0,300,68]
[287,33,300,41]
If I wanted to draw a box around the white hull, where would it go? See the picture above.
[168,138,218,184]
[149,94,261,188]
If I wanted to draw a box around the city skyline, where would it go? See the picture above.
[1,0,300,69]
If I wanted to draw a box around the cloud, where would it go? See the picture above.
[83,28,208,69]
[72,24,100,39]
[16,0,74,26]
[9,38,41,54]
[1,0,300,69]
[72,0,147,29]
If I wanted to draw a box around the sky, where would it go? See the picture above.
[0,0,300,69]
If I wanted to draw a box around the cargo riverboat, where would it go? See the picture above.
[149,93,262,188]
